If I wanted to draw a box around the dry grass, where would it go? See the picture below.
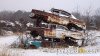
[0,48,11,56]
[0,48,25,56]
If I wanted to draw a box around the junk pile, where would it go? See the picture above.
[16,8,86,49]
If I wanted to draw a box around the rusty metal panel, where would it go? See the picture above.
[44,29,56,38]
[30,9,86,30]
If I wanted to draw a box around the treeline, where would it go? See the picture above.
[0,10,34,34]
[0,9,100,35]
[0,10,34,22]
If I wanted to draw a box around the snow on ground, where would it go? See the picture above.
[0,47,100,56]
[0,31,100,56]
[0,35,18,48]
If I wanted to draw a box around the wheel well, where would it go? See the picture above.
[67,23,83,31]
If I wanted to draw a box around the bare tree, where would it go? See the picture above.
[94,8,100,30]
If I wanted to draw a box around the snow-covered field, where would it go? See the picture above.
[0,30,100,56]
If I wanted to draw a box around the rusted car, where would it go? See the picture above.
[28,8,86,47]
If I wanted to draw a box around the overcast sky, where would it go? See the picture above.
[0,0,100,12]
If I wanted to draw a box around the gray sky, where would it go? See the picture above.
[0,0,100,12]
